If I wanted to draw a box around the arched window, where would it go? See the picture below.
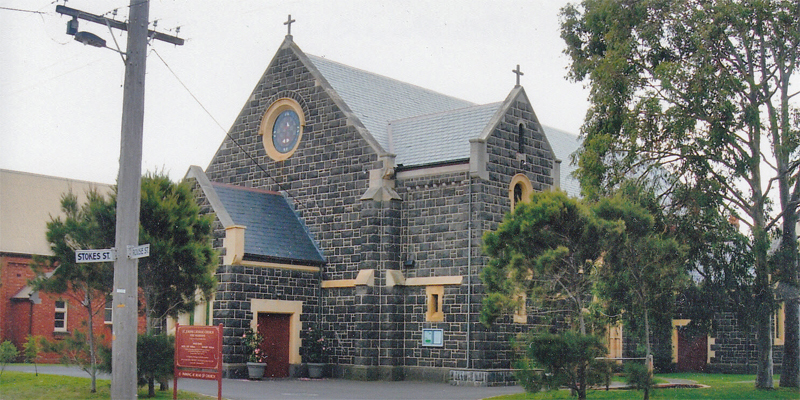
[509,174,533,210]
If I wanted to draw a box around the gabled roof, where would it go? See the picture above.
[390,102,503,167]
[210,182,325,265]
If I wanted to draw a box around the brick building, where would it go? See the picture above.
[182,34,580,383]
[0,169,125,362]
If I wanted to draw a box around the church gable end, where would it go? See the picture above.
[196,34,562,381]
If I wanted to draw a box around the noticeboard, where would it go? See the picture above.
[173,324,223,400]
[422,328,444,347]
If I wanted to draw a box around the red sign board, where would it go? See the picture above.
[176,325,221,369]
[174,324,223,400]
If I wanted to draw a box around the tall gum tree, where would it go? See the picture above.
[561,0,799,388]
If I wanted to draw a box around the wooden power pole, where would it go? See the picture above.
[55,2,183,398]
[112,1,148,397]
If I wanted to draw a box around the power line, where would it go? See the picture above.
[150,49,294,197]
[0,6,48,14]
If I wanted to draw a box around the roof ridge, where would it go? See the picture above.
[306,54,476,108]
[210,181,282,196]
[388,101,503,125]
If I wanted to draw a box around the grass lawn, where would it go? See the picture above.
[0,371,212,400]
[488,373,800,399]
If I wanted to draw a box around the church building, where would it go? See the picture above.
[185,29,580,383]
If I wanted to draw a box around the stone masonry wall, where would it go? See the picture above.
[204,43,380,282]
[213,264,319,367]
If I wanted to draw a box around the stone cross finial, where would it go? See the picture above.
[512,64,524,86]
[284,14,296,36]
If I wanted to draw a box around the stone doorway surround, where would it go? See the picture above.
[251,299,303,376]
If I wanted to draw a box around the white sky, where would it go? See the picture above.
[0,0,589,184]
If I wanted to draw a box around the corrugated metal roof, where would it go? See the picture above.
[211,183,325,264]
[390,103,502,166]
[307,54,475,153]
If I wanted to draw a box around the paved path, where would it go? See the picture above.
[5,365,524,400]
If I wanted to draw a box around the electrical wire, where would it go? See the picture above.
[0,6,48,14]
[150,48,294,197]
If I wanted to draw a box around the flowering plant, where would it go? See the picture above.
[242,327,267,363]
[304,324,329,363]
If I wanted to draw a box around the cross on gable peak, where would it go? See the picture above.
[512,64,524,87]
[284,14,296,37]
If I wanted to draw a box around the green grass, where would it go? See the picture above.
[488,373,800,399]
[0,371,212,400]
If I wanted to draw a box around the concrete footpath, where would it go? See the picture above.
[4,365,524,400]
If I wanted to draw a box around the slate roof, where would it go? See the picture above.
[210,182,325,264]
[390,103,503,167]
[542,125,582,197]
[307,54,476,157]
[306,53,583,195]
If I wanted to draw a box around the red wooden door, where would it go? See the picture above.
[677,330,707,372]
[257,313,291,378]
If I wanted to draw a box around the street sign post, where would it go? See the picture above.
[75,249,116,263]
[127,244,150,259]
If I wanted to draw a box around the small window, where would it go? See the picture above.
[426,286,444,322]
[513,293,527,324]
[513,183,524,206]
[104,300,113,325]
[518,123,525,154]
[54,300,67,332]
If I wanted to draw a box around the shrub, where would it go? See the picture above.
[625,362,654,400]
[0,341,19,378]
[515,331,606,399]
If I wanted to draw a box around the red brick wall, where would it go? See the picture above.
[1,253,146,364]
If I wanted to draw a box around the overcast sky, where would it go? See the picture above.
[1,0,589,184]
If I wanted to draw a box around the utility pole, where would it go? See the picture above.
[112,0,148,397]
[55,2,183,398]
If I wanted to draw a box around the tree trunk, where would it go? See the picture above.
[752,210,775,389]
[643,309,651,400]
[85,290,97,393]
[778,182,799,387]
[577,307,588,399]
[577,362,587,400]
[756,297,775,389]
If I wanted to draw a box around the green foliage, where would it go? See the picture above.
[30,190,114,393]
[516,331,606,398]
[31,190,115,295]
[303,324,329,364]
[137,334,174,396]
[625,363,654,399]
[560,0,800,387]
[0,341,19,378]
[44,330,105,377]
[242,327,267,363]
[22,335,44,364]
[22,335,45,375]
[593,187,689,360]
[131,172,218,333]
[481,191,608,331]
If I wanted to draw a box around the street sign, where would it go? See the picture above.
[127,244,150,259]
[75,248,116,263]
